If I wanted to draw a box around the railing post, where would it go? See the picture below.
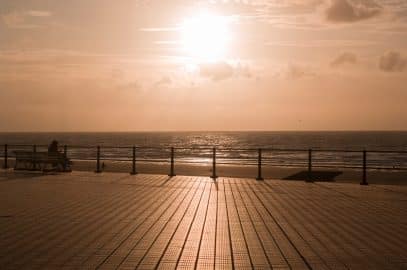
[211,147,218,179]
[32,145,37,171]
[360,150,368,185]
[63,145,68,171]
[131,146,137,175]
[95,146,101,173]
[306,148,313,182]
[3,144,8,169]
[168,147,175,177]
[256,148,264,180]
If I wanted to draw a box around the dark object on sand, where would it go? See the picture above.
[284,170,342,181]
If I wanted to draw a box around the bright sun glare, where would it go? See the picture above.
[179,12,232,62]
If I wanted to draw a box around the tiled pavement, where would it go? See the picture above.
[0,171,406,269]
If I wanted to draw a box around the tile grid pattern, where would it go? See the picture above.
[0,171,406,269]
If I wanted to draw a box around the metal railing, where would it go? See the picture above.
[1,143,407,185]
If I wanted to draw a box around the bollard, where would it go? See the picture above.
[3,144,8,169]
[360,150,368,185]
[211,147,218,179]
[256,148,264,180]
[168,147,176,177]
[306,149,313,182]
[131,146,137,175]
[95,146,102,173]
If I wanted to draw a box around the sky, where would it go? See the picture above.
[1,0,407,131]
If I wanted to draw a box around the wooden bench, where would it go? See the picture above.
[14,151,72,172]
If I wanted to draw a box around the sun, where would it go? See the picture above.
[179,12,232,62]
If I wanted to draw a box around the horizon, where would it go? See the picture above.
[1,1,407,131]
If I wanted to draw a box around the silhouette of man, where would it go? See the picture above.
[48,140,59,153]
[48,140,59,169]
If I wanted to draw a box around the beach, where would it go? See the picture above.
[2,158,406,185]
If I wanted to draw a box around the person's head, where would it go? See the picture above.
[51,140,58,146]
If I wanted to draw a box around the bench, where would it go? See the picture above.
[14,151,72,172]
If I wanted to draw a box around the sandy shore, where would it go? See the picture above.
[1,158,406,185]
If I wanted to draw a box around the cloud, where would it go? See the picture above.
[26,10,52,17]
[285,65,316,79]
[117,81,143,92]
[325,0,382,23]
[266,39,377,48]
[379,51,407,72]
[1,10,52,28]
[2,12,26,28]
[331,52,357,67]
[198,61,251,81]
[199,62,234,81]
[154,76,172,87]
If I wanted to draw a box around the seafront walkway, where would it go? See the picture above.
[0,171,406,269]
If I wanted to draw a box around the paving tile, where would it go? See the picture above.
[0,171,406,269]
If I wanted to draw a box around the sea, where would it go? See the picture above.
[1,131,407,169]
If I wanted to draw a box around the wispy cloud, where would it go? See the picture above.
[26,10,52,17]
[199,62,234,81]
[154,76,172,87]
[213,0,404,30]
[198,61,251,82]
[379,51,407,72]
[331,52,357,67]
[139,27,178,32]
[325,0,382,23]
[1,10,52,29]
[285,64,317,79]
[266,39,378,48]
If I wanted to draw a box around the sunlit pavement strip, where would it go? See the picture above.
[0,171,406,270]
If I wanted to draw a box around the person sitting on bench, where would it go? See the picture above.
[48,140,60,169]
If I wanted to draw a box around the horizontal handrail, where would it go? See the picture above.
[2,143,406,184]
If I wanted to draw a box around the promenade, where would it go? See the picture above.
[0,170,406,269]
